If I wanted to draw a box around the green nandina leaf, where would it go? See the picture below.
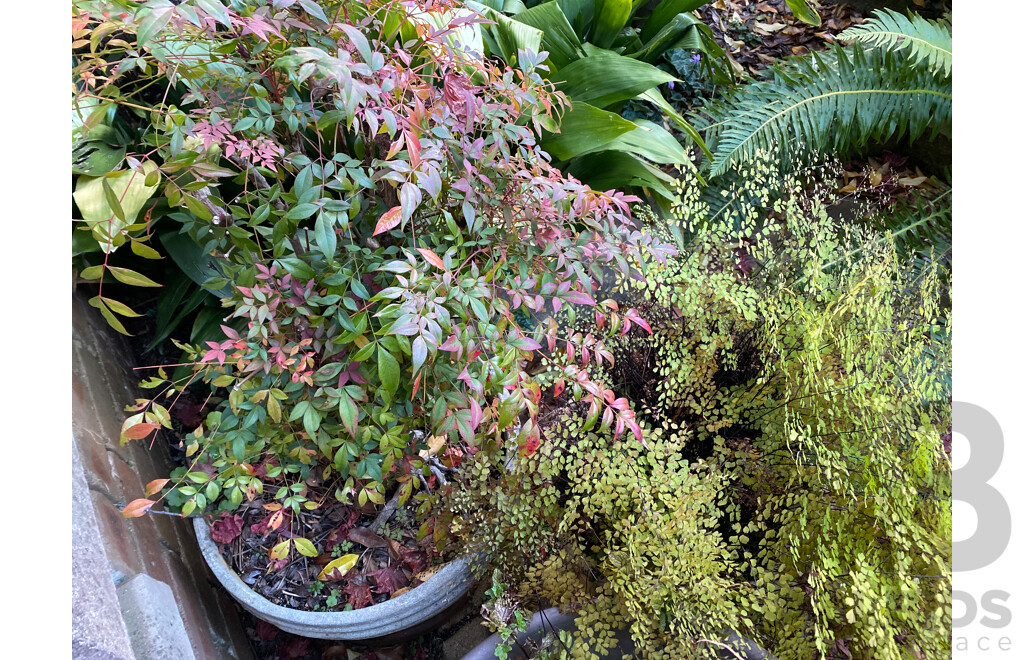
[136,0,175,46]
[130,239,162,260]
[303,404,323,437]
[785,0,822,26]
[107,266,162,287]
[293,537,318,557]
[97,297,143,318]
[377,346,400,395]
[286,203,319,220]
[196,0,231,27]
[412,336,428,374]
[338,393,359,437]
[541,102,638,160]
[314,212,337,259]
[555,50,676,109]
[93,298,131,335]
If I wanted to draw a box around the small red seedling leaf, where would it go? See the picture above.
[416,247,446,270]
[122,498,155,518]
[145,478,170,497]
[373,205,402,236]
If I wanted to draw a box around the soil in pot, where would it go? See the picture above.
[209,485,449,613]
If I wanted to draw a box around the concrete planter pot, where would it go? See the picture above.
[193,518,476,642]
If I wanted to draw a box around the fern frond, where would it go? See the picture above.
[864,188,952,265]
[699,44,951,178]
[839,9,951,77]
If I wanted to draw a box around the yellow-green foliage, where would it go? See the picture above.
[450,154,951,659]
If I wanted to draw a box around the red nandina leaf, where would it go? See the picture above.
[210,514,245,544]
[344,582,375,609]
[416,247,445,270]
[523,431,541,457]
[145,478,170,496]
[125,422,160,440]
[369,566,409,595]
[553,379,565,397]
[122,498,155,518]
[373,205,402,236]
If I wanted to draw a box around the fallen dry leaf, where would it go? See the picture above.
[898,176,929,187]
[754,21,787,34]
[349,526,389,548]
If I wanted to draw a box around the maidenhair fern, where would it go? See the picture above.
[839,8,952,76]
[698,9,953,178]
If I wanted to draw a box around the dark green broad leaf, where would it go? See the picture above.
[568,150,677,200]
[638,88,711,163]
[639,0,709,41]
[629,11,703,63]
[572,119,692,166]
[72,139,126,176]
[589,0,632,49]
[541,102,638,161]
[474,3,544,66]
[555,49,676,109]
[161,230,233,297]
[512,0,587,69]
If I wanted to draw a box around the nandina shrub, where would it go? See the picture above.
[82,0,673,563]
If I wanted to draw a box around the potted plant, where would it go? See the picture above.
[74,0,671,638]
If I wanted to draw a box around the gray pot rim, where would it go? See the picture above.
[193,517,476,640]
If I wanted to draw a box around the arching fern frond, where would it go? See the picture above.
[699,44,951,178]
[864,187,952,266]
[839,9,952,77]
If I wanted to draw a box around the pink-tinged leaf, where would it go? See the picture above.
[562,291,595,305]
[406,130,421,169]
[626,418,646,447]
[373,206,402,236]
[595,310,606,330]
[122,498,155,518]
[469,398,482,430]
[386,132,406,160]
[416,247,446,270]
[517,337,541,351]
[220,324,240,339]
[614,415,625,440]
